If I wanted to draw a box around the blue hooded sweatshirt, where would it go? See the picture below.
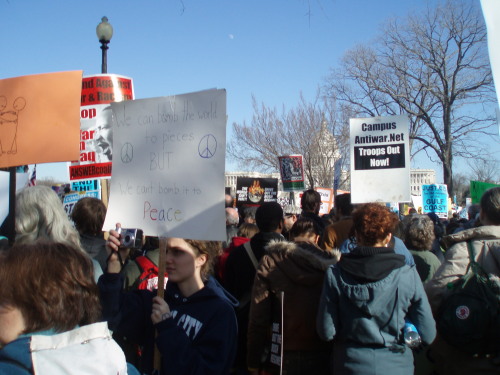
[0,337,32,374]
[99,273,238,375]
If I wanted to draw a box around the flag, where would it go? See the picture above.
[28,165,36,186]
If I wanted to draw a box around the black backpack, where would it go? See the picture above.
[436,240,500,356]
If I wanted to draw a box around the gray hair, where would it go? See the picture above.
[404,214,435,251]
[15,186,82,249]
[244,206,258,220]
[225,207,239,226]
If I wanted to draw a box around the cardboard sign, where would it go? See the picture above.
[269,291,284,374]
[350,115,411,203]
[70,74,134,181]
[422,184,449,218]
[482,0,500,133]
[278,155,305,191]
[103,89,226,241]
[71,179,101,192]
[63,190,101,216]
[236,177,278,206]
[411,195,423,214]
[316,187,333,215]
[0,71,82,168]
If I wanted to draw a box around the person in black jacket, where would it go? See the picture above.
[100,227,238,375]
[223,202,285,374]
[300,189,326,236]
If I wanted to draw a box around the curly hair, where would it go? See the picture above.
[352,203,399,246]
[0,241,101,334]
[185,239,222,279]
[15,186,81,249]
[404,215,435,251]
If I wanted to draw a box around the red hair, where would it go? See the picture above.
[352,203,399,246]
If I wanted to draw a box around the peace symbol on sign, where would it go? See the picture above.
[198,134,217,159]
[121,143,134,163]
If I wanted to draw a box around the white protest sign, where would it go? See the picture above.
[411,195,423,214]
[315,187,333,215]
[481,0,500,135]
[63,190,101,216]
[103,89,226,241]
[350,115,410,203]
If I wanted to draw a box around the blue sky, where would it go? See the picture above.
[2,0,493,183]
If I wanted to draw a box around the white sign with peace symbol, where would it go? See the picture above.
[103,89,227,241]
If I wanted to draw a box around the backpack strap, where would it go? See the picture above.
[236,241,258,311]
[243,241,258,270]
[466,240,491,283]
[135,255,157,272]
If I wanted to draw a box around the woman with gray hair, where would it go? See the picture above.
[404,215,441,283]
[15,185,103,281]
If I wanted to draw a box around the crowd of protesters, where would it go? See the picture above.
[0,185,499,375]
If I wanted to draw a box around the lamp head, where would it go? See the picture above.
[96,16,113,43]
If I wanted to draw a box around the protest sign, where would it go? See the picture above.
[71,179,101,192]
[102,89,226,241]
[269,292,284,375]
[411,195,423,214]
[70,74,134,180]
[236,177,278,206]
[470,180,500,203]
[0,71,82,168]
[316,187,333,215]
[278,155,305,191]
[422,184,449,218]
[350,115,411,203]
[482,0,500,134]
[63,190,101,216]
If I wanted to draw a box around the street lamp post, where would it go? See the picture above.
[96,17,113,206]
[96,16,113,74]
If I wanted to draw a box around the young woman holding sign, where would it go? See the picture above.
[100,225,238,375]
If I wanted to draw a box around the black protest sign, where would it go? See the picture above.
[236,177,278,205]
[353,143,405,170]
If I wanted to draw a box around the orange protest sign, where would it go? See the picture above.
[0,71,82,168]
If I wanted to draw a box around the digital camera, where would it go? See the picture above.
[119,228,144,249]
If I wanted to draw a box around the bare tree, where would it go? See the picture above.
[467,158,499,183]
[227,92,350,189]
[324,1,497,196]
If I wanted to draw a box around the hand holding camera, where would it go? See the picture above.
[106,224,143,273]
